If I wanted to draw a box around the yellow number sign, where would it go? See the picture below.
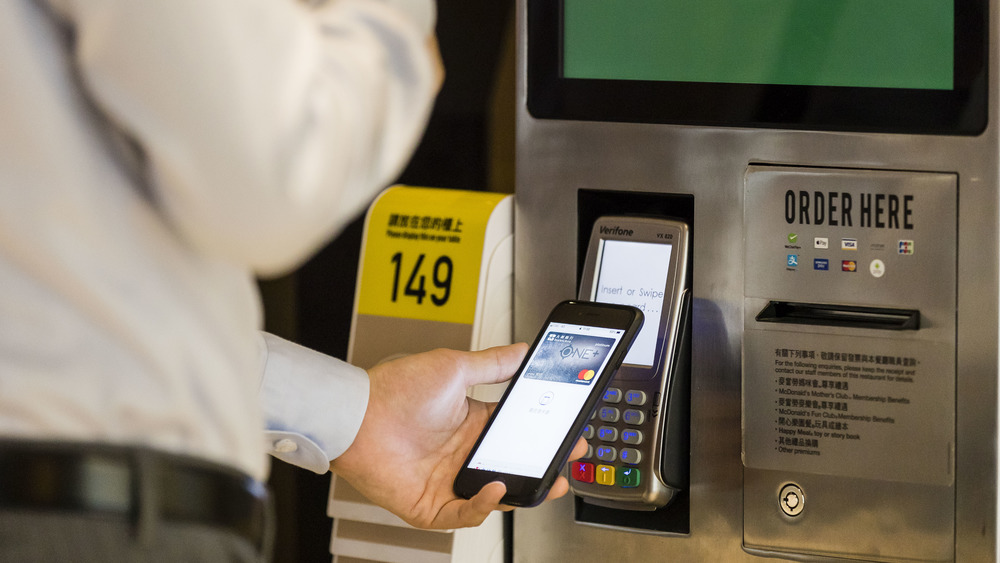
[356,186,508,325]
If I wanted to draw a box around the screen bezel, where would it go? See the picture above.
[454,300,642,507]
[582,221,687,381]
[526,0,989,135]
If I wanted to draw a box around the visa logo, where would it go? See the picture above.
[814,259,829,271]
[842,238,858,250]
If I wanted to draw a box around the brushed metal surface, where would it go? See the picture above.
[512,0,999,559]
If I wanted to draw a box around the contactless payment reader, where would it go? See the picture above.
[571,216,691,511]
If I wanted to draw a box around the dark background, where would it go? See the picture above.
[259,1,517,559]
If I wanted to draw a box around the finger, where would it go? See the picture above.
[485,400,500,416]
[544,476,570,502]
[462,343,529,387]
[567,437,588,461]
[450,480,507,527]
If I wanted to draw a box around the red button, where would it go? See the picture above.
[571,461,595,483]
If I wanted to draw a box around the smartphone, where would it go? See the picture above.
[453,300,643,507]
[572,216,690,510]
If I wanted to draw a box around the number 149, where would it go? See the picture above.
[390,252,453,306]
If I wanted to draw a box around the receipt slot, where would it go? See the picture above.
[742,166,956,561]
[327,186,513,563]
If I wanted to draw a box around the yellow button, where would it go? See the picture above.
[595,464,616,486]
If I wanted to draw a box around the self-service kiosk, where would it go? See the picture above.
[513,0,996,560]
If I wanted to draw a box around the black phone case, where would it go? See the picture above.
[453,300,643,507]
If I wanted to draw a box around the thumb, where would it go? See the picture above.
[462,343,528,387]
[452,481,508,527]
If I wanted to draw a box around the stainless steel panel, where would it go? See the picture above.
[513,1,999,561]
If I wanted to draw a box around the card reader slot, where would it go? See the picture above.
[755,301,920,331]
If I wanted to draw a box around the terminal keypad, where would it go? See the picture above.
[573,386,651,490]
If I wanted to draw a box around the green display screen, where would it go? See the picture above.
[563,0,954,90]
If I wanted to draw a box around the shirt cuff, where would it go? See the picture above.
[258,332,370,474]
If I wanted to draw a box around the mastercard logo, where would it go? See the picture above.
[577,369,596,381]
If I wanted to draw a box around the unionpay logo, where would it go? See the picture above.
[899,240,915,255]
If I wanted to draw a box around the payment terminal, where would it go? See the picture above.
[570,216,690,510]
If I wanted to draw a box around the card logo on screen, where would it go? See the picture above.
[524,333,614,385]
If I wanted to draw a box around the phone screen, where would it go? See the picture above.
[466,321,627,478]
[594,239,673,367]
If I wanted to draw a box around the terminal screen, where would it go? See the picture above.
[593,240,672,367]
[563,0,954,90]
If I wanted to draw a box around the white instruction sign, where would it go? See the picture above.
[743,329,954,486]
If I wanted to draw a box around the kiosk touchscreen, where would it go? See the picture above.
[527,0,987,134]
[571,216,690,510]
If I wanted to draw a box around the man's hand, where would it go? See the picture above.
[330,343,587,529]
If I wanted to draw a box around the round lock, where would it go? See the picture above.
[779,483,805,517]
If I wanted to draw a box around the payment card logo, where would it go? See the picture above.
[814,258,829,271]
[787,233,798,245]
[899,240,915,255]
[814,237,829,249]
[577,369,596,381]
[842,238,858,250]
[787,254,798,268]
[842,260,857,272]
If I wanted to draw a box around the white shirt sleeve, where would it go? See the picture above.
[258,332,369,474]
[53,0,438,276]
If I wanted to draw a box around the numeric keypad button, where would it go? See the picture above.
[625,390,647,406]
[595,446,617,462]
[597,426,619,442]
[598,406,621,423]
[623,409,645,425]
[603,388,623,403]
[621,429,644,445]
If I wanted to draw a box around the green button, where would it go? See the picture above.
[618,467,640,488]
